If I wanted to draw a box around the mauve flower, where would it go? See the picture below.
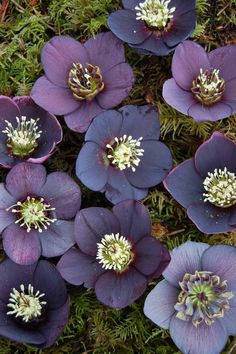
[0,96,62,168]
[108,0,196,56]
[0,162,81,265]
[163,41,236,121]
[76,105,172,204]
[0,258,69,348]
[144,241,236,354]
[164,132,236,234]
[31,32,134,133]
[57,200,170,309]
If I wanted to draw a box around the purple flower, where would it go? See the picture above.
[0,258,69,348]
[0,162,81,265]
[163,41,236,121]
[76,105,172,204]
[144,241,236,354]
[0,96,62,168]
[57,200,170,309]
[164,132,236,234]
[108,0,196,56]
[30,32,134,133]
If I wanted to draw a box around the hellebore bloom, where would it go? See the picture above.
[108,0,196,56]
[31,32,134,133]
[57,200,170,309]
[0,258,69,348]
[163,41,236,121]
[76,105,172,204]
[164,132,236,234]
[0,162,81,265]
[144,241,236,354]
[0,96,62,168]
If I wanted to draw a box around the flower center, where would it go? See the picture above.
[175,271,234,327]
[191,68,225,106]
[2,116,42,158]
[106,135,144,172]
[135,0,176,29]
[68,62,104,101]
[96,233,134,272]
[7,284,47,323]
[203,168,236,208]
[6,196,57,232]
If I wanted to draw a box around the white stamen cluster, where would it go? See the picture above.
[135,0,175,29]
[7,196,57,232]
[7,284,47,323]
[2,116,42,157]
[96,233,133,272]
[106,135,144,172]
[203,167,236,208]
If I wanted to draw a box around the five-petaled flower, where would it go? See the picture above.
[108,0,196,56]
[0,96,62,168]
[0,258,69,348]
[144,241,236,354]
[31,32,134,133]
[76,105,172,204]
[164,132,236,234]
[0,162,81,265]
[57,200,170,309]
[163,41,236,121]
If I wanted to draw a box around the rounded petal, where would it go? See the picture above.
[40,172,81,220]
[74,207,120,256]
[132,33,172,56]
[97,63,134,109]
[76,142,108,191]
[122,0,140,10]
[209,46,236,82]
[172,41,211,90]
[5,162,47,199]
[31,76,80,115]
[163,79,196,115]
[222,78,236,112]
[57,248,105,288]
[41,35,88,87]
[163,241,209,286]
[0,142,14,168]
[187,101,232,122]
[0,210,15,233]
[126,140,172,188]
[195,132,236,177]
[148,243,171,280]
[163,158,204,208]
[0,96,20,134]
[39,221,75,258]
[0,183,16,208]
[144,279,179,329]
[112,200,152,244]
[170,0,196,16]
[95,267,147,309]
[2,224,41,265]
[107,10,151,45]
[219,295,236,336]
[169,315,228,354]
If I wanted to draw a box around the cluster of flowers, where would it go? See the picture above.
[1,0,236,353]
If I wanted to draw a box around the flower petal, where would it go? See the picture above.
[170,0,196,15]
[0,210,15,233]
[187,101,232,122]
[222,78,236,112]
[219,296,236,336]
[144,279,179,329]
[0,183,16,208]
[122,0,140,10]
[0,96,20,134]
[132,33,172,56]
[209,46,236,82]
[0,141,14,168]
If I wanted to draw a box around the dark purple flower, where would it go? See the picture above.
[0,96,62,168]
[108,0,196,56]
[57,200,170,309]
[144,241,236,354]
[0,258,69,348]
[76,105,172,204]
[0,162,81,265]
[164,132,236,234]
[163,41,236,121]
[30,32,134,133]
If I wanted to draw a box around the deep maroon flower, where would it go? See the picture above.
[108,0,196,56]
[0,162,81,265]
[0,258,69,348]
[76,105,172,204]
[164,132,236,234]
[163,41,236,121]
[31,32,134,133]
[57,200,170,309]
[144,241,236,354]
[0,96,62,168]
